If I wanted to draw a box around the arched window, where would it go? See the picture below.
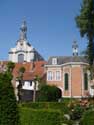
[64,73,69,90]
[18,54,24,63]
[84,73,88,90]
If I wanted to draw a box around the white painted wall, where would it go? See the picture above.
[16,81,39,90]
[9,40,34,62]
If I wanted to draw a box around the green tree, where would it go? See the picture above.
[38,85,61,102]
[75,0,94,79]
[7,61,15,72]
[17,66,25,102]
[0,66,19,124]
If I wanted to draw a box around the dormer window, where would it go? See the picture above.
[52,58,57,65]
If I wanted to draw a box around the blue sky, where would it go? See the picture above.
[0,0,87,60]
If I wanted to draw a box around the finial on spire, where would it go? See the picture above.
[72,41,78,56]
[20,20,27,40]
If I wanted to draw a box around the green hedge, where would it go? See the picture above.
[20,102,69,114]
[20,107,62,125]
[80,110,94,125]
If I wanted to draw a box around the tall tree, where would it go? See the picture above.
[75,0,94,79]
[0,64,19,125]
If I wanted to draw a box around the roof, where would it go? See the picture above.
[47,56,88,65]
[0,61,47,81]
[13,61,47,80]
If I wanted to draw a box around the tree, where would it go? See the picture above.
[0,66,19,124]
[17,66,25,102]
[33,75,41,102]
[7,61,15,72]
[75,0,94,79]
[38,85,61,102]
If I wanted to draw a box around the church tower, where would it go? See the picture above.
[9,21,44,63]
[72,41,78,56]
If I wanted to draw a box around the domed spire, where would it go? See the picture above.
[20,20,27,40]
[72,41,78,56]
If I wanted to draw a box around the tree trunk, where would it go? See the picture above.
[33,81,36,102]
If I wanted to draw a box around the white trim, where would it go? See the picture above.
[62,96,83,98]
[45,62,89,68]
[62,96,71,98]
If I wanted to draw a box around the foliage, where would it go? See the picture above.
[7,61,15,72]
[18,66,25,79]
[20,107,62,125]
[38,85,61,102]
[70,104,85,121]
[80,110,94,125]
[76,0,94,38]
[0,72,19,125]
[75,0,94,79]
[20,102,70,114]
[63,117,74,125]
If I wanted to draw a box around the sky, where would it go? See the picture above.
[0,0,87,61]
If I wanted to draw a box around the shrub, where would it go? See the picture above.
[70,104,84,120]
[20,107,62,125]
[38,85,61,102]
[20,102,70,114]
[80,110,94,125]
[0,72,19,125]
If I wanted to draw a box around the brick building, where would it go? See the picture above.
[45,41,94,98]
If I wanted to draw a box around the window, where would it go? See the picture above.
[64,73,69,90]
[30,81,32,86]
[18,54,24,63]
[84,73,88,90]
[47,71,53,80]
[56,71,61,80]
[52,58,57,65]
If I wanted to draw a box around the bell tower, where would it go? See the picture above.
[9,20,44,63]
[20,20,27,40]
[72,41,78,56]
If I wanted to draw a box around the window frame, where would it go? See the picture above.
[52,58,57,65]
[47,71,53,81]
[55,71,61,81]
[84,73,88,90]
[64,73,69,91]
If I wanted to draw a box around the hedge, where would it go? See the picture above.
[20,102,70,114]
[80,110,94,125]
[20,107,62,125]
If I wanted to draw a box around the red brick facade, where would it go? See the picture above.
[46,63,90,98]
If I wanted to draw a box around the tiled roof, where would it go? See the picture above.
[13,61,47,80]
[0,61,47,81]
[47,56,88,65]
